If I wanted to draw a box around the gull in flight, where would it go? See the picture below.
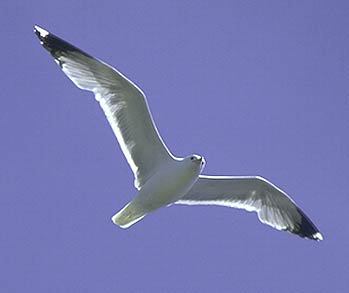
[34,25,323,241]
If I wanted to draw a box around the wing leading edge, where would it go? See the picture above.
[177,175,323,240]
[34,25,174,189]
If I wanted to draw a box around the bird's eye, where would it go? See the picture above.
[190,156,194,160]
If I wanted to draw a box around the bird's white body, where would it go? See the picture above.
[34,25,323,240]
[113,156,204,228]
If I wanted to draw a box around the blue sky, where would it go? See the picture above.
[1,1,348,292]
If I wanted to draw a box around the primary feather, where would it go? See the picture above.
[177,176,323,240]
[34,25,174,189]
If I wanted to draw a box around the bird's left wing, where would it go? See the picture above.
[34,25,175,189]
[176,175,323,240]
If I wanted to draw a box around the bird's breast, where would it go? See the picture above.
[135,162,200,212]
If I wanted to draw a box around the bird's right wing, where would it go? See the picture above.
[34,25,174,189]
[177,175,323,240]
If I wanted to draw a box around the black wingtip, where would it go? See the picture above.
[33,25,43,40]
[33,25,91,63]
[294,207,323,241]
[34,25,52,48]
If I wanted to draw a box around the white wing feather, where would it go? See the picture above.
[34,26,174,189]
[177,175,323,240]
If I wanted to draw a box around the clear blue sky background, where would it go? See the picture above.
[1,1,348,292]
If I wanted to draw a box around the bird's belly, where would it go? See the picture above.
[133,166,199,213]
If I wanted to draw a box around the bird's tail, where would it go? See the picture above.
[111,201,146,229]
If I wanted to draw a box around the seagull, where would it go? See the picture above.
[34,25,323,241]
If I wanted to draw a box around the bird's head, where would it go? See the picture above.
[185,154,206,171]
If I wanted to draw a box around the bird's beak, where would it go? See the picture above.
[200,156,205,165]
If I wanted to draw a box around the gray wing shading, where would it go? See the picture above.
[34,25,174,189]
[177,175,323,240]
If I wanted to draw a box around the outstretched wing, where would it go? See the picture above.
[34,25,174,189]
[177,175,323,240]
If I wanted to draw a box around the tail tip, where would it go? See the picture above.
[111,213,129,229]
